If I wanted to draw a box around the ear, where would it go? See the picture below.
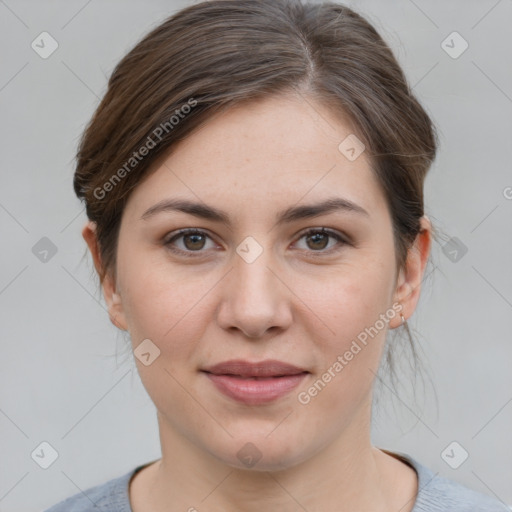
[391,215,432,328]
[81,220,128,331]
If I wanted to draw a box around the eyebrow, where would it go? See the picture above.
[140,197,369,225]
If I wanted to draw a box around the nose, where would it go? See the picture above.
[215,247,293,339]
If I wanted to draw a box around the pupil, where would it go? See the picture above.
[182,233,329,251]
[309,233,328,250]
[185,234,204,250]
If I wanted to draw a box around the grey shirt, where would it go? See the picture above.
[43,451,511,511]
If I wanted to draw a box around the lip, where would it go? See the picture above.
[201,359,309,405]
[203,359,308,377]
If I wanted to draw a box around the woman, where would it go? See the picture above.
[44,0,509,510]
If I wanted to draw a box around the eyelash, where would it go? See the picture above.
[163,227,349,258]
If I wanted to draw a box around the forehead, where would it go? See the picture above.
[123,94,387,223]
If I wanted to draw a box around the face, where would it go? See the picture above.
[84,94,430,471]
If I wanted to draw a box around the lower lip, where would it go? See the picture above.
[203,372,308,405]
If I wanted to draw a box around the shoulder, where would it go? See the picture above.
[42,466,140,512]
[393,452,511,512]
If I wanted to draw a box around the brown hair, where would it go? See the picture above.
[74,0,439,395]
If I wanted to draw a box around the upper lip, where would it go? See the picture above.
[202,359,309,378]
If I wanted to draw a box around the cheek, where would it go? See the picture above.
[119,257,214,360]
[295,258,394,400]
[299,256,393,341]
[122,271,212,417]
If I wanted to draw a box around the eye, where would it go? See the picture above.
[164,228,218,257]
[294,227,348,254]
[163,227,349,258]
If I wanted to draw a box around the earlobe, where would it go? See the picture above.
[108,298,128,331]
[81,220,129,331]
[391,270,411,329]
[392,216,432,328]
[108,289,128,331]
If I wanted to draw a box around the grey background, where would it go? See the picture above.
[1,0,511,511]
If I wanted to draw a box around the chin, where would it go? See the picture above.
[208,431,316,473]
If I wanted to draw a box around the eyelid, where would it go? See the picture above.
[295,226,350,245]
[163,227,350,258]
[163,228,220,254]
[292,227,350,255]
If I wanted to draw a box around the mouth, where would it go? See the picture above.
[201,359,310,405]
[202,359,308,377]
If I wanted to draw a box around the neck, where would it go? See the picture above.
[140,403,412,512]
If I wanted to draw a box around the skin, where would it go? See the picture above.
[83,93,431,512]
